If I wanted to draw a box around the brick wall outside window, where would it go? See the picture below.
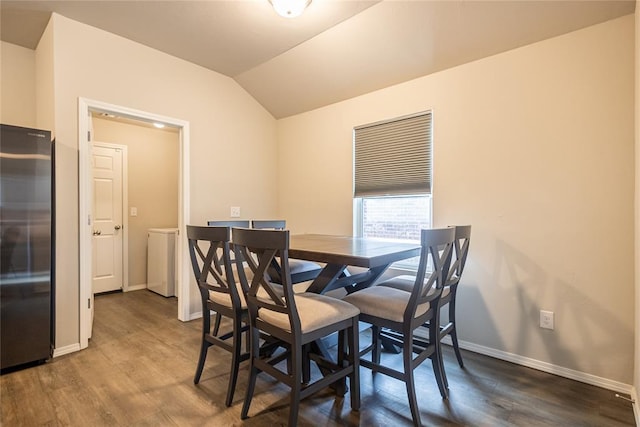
[362,195,432,241]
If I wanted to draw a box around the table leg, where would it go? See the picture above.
[307,264,347,294]
[380,329,402,353]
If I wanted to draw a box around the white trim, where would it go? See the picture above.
[93,141,129,293]
[631,386,639,424]
[52,343,82,358]
[78,97,191,352]
[125,284,147,292]
[178,124,191,323]
[122,145,129,293]
[446,337,634,394]
[188,310,203,321]
[78,99,92,348]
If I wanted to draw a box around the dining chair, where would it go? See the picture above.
[380,225,471,374]
[207,220,251,228]
[251,220,322,284]
[204,220,252,336]
[436,225,471,369]
[250,219,286,229]
[232,227,360,427]
[186,225,250,407]
[342,227,455,427]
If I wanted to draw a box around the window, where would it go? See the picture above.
[354,111,432,270]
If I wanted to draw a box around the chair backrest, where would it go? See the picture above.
[405,227,455,323]
[446,225,471,286]
[187,225,243,309]
[232,227,301,336]
[206,221,251,263]
[250,220,290,282]
[251,220,286,230]
[207,220,251,228]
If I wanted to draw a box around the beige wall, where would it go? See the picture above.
[278,15,635,385]
[92,117,180,288]
[47,13,278,348]
[35,21,55,134]
[1,41,36,128]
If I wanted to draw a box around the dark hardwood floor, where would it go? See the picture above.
[1,290,635,426]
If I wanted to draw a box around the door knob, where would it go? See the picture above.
[93,230,101,236]
[114,225,121,230]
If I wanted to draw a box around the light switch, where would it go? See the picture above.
[130,207,138,217]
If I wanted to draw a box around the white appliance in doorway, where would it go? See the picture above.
[147,228,179,297]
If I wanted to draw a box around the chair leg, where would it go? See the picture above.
[225,313,243,407]
[302,344,311,384]
[448,296,464,368]
[372,325,381,367]
[438,328,449,390]
[194,311,211,384]
[403,337,422,427]
[431,342,449,399]
[289,343,303,427]
[212,312,222,336]
[349,318,360,411]
[337,330,346,397]
[431,312,449,399]
[440,349,449,390]
[450,327,464,368]
[241,326,260,420]
[193,338,209,384]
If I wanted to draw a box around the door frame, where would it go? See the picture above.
[78,97,192,350]
[92,141,129,293]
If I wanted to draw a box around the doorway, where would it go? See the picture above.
[91,115,180,298]
[78,98,192,350]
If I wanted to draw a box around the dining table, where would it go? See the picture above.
[288,233,422,295]
[286,233,421,390]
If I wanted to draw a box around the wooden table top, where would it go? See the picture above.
[289,234,421,268]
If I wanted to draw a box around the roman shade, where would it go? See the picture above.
[354,111,432,198]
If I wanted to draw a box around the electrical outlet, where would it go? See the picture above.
[540,310,554,330]
[230,206,241,218]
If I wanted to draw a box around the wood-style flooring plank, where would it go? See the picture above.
[0,290,635,427]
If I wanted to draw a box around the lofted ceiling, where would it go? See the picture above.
[0,0,635,119]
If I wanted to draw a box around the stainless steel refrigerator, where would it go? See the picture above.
[0,124,54,371]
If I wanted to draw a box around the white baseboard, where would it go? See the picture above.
[445,337,633,394]
[52,343,81,358]
[125,284,147,292]
[630,386,639,425]
[188,310,203,321]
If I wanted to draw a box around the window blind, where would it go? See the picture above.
[354,111,431,198]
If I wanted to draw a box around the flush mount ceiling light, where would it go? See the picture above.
[269,0,312,18]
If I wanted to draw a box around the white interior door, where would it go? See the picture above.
[92,144,124,294]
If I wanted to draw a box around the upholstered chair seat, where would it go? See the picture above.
[379,274,451,299]
[258,292,360,333]
[343,285,431,323]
